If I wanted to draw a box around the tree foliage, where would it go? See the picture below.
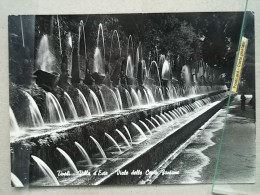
[9,12,254,88]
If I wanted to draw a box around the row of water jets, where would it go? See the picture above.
[11,92,226,186]
[10,84,226,133]
[9,20,227,133]
[10,87,104,133]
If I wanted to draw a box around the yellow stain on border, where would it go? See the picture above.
[231,36,248,93]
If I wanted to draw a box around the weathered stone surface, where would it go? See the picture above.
[10,90,226,185]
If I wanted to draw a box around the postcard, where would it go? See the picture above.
[9,12,255,187]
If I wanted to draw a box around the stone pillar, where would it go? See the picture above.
[61,32,73,77]
[137,61,143,85]
[72,21,87,84]
[59,32,73,87]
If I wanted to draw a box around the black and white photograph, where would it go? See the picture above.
[9,12,255,187]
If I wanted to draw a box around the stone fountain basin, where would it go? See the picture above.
[10,91,222,143]
[10,90,227,186]
[67,95,228,185]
